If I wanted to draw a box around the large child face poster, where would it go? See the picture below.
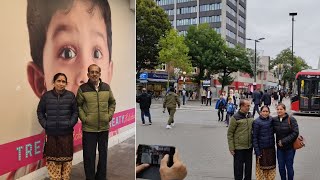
[0,0,135,179]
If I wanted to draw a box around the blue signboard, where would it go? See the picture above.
[148,73,168,80]
[139,73,148,80]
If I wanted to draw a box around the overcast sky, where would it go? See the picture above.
[246,0,319,69]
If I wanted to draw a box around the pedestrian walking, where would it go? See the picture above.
[201,88,207,105]
[272,91,279,106]
[252,88,262,117]
[226,97,236,127]
[261,90,272,107]
[215,95,226,121]
[227,99,254,180]
[163,87,180,129]
[206,89,212,106]
[182,88,187,105]
[136,88,152,125]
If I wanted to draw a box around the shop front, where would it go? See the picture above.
[137,72,176,96]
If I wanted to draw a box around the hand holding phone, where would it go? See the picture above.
[160,149,187,180]
[136,144,176,180]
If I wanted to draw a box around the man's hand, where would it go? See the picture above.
[160,149,187,180]
[136,163,150,174]
[278,140,283,147]
[230,150,235,156]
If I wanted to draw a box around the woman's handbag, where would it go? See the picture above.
[288,116,305,150]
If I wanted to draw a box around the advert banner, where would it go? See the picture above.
[0,108,135,175]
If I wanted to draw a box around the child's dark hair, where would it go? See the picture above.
[53,73,68,83]
[27,0,112,71]
[260,105,270,112]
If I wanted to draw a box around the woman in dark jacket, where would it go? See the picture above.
[253,105,276,180]
[37,73,78,180]
[272,103,299,180]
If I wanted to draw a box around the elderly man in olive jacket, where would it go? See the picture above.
[77,64,116,180]
[163,87,180,129]
[227,99,254,180]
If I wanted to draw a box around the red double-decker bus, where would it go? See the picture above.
[291,69,320,114]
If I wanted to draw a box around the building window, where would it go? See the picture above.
[164,9,175,16]
[227,41,235,48]
[238,25,245,34]
[155,0,174,6]
[215,28,221,34]
[192,67,197,74]
[157,63,167,71]
[226,29,236,39]
[177,6,197,14]
[177,0,196,3]
[227,17,236,28]
[238,36,245,44]
[229,0,237,6]
[177,18,197,26]
[199,3,222,12]
[199,16,221,23]
[239,4,245,13]
[239,15,245,23]
[227,5,236,17]
[170,20,174,26]
[178,30,187,36]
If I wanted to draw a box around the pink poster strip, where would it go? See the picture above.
[0,108,135,176]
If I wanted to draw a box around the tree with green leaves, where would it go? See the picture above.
[270,48,311,91]
[185,23,225,83]
[158,29,192,88]
[209,45,254,91]
[136,0,171,76]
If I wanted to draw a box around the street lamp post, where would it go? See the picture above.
[289,12,297,94]
[246,37,265,89]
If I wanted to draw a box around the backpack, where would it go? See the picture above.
[227,103,235,113]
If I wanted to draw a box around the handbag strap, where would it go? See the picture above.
[286,114,293,129]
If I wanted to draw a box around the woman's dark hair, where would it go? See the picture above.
[260,105,270,112]
[53,73,67,83]
[276,103,286,110]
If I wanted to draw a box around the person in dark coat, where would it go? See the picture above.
[37,73,78,180]
[136,88,152,125]
[215,95,226,121]
[272,103,299,180]
[253,106,276,179]
[252,88,262,117]
[261,90,272,107]
[272,91,279,106]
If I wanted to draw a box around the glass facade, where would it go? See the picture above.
[199,3,222,12]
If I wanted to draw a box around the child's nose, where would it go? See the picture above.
[75,62,92,86]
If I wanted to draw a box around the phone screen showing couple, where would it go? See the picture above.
[136,144,175,180]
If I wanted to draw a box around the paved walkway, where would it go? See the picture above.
[44,136,135,180]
